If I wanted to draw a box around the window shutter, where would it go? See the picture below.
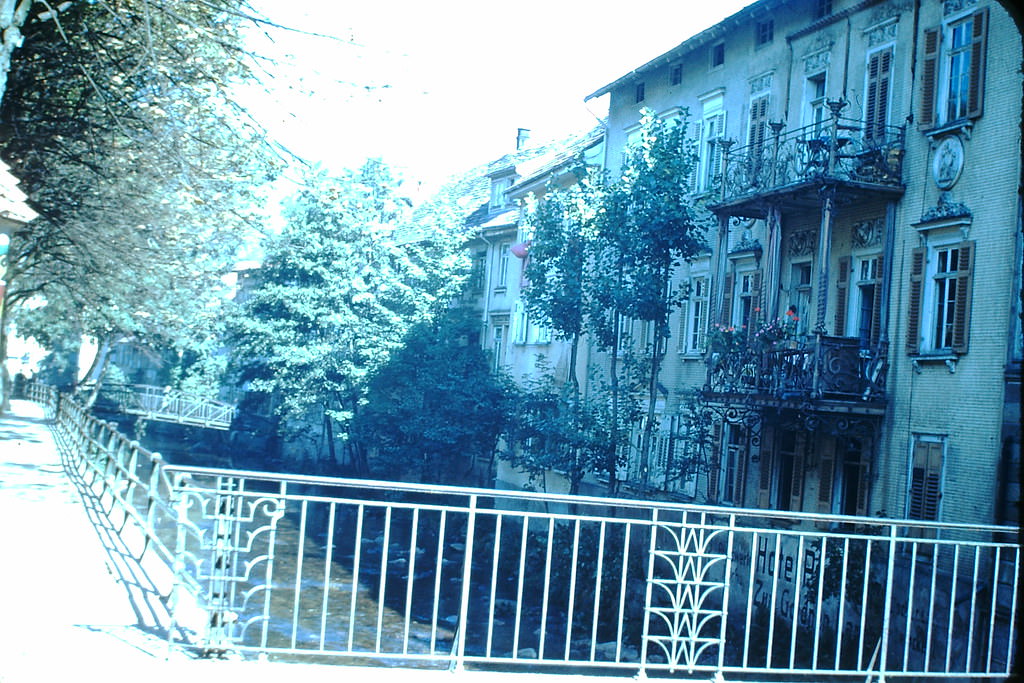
[952,240,975,353]
[855,458,871,517]
[919,27,939,128]
[707,421,723,502]
[789,432,807,512]
[817,436,835,513]
[733,433,747,506]
[835,256,851,336]
[699,275,710,351]
[720,273,734,325]
[967,8,988,119]
[870,254,884,346]
[747,270,763,341]
[909,440,943,521]
[865,48,892,140]
[709,112,726,187]
[758,427,774,508]
[678,298,689,352]
[906,248,926,354]
[691,119,705,191]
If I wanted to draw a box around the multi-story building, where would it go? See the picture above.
[571,0,1021,527]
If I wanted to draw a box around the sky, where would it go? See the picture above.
[244,1,755,194]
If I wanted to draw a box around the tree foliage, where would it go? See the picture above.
[522,110,707,491]
[227,162,445,470]
[0,0,282,406]
[352,308,509,485]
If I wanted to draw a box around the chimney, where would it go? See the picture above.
[516,128,531,150]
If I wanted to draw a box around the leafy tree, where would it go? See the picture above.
[524,110,706,492]
[0,0,281,410]
[352,308,509,485]
[504,359,626,496]
[228,162,442,472]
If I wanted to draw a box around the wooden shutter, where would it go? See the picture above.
[854,454,871,517]
[909,440,943,521]
[966,8,988,119]
[733,431,747,506]
[919,27,939,128]
[699,275,710,351]
[952,240,975,354]
[835,256,851,337]
[865,48,892,140]
[678,297,689,352]
[748,96,769,149]
[817,436,835,513]
[707,421,723,502]
[789,432,807,512]
[747,270,763,341]
[905,248,926,354]
[758,426,774,508]
[870,254,884,346]
[720,273,734,325]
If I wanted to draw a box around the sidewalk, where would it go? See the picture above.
[0,400,621,683]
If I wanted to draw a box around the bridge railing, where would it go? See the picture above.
[84,382,236,430]
[33,387,1019,678]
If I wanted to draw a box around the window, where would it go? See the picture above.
[789,261,812,335]
[512,299,552,345]
[906,240,974,354]
[489,175,515,210]
[908,436,944,522]
[814,0,832,19]
[805,72,827,136]
[720,265,762,337]
[710,42,725,68]
[920,9,988,128]
[865,48,893,141]
[816,436,871,515]
[680,275,709,354]
[756,20,774,47]
[696,93,726,192]
[670,64,682,85]
[491,325,506,372]
[722,424,748,505]
[758,429,807,511]
[468,253,486,294]
[836,254,882,346]
[496,243,511,289]
[635,82,646,103]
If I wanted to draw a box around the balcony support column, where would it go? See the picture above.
[764,206,783,321]
[712,213,731,325]
[812,188,836,397]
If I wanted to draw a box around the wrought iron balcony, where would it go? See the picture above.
[704,335,887,405]
[714,104,905,210]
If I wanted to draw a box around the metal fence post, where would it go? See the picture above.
[452,494,478,672]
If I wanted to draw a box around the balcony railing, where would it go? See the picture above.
[715,110,905,207]
[705,335,887,403]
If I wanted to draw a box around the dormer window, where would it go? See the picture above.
[489,175,515,210]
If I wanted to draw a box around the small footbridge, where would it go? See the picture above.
[92,383,235,430]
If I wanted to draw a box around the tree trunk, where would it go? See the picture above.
[82,336,113,409]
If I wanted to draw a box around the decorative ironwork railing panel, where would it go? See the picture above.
[716,117,905,206]
[705,336,887,403]
[33,386,1018,678]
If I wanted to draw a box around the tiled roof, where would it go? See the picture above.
[399,129,598,244]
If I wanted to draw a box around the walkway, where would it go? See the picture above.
[0,400,613,683]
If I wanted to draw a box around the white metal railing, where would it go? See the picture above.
[32,386,1020,678]
[90,382,235,430]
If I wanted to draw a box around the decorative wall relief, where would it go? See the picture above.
[944,0,977,16]
[864,18,898,47]
[852,218,884,249]
[788,229,817,257]
[749,72,773,95]
[804,50,831,75]
[932,135,965,190]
